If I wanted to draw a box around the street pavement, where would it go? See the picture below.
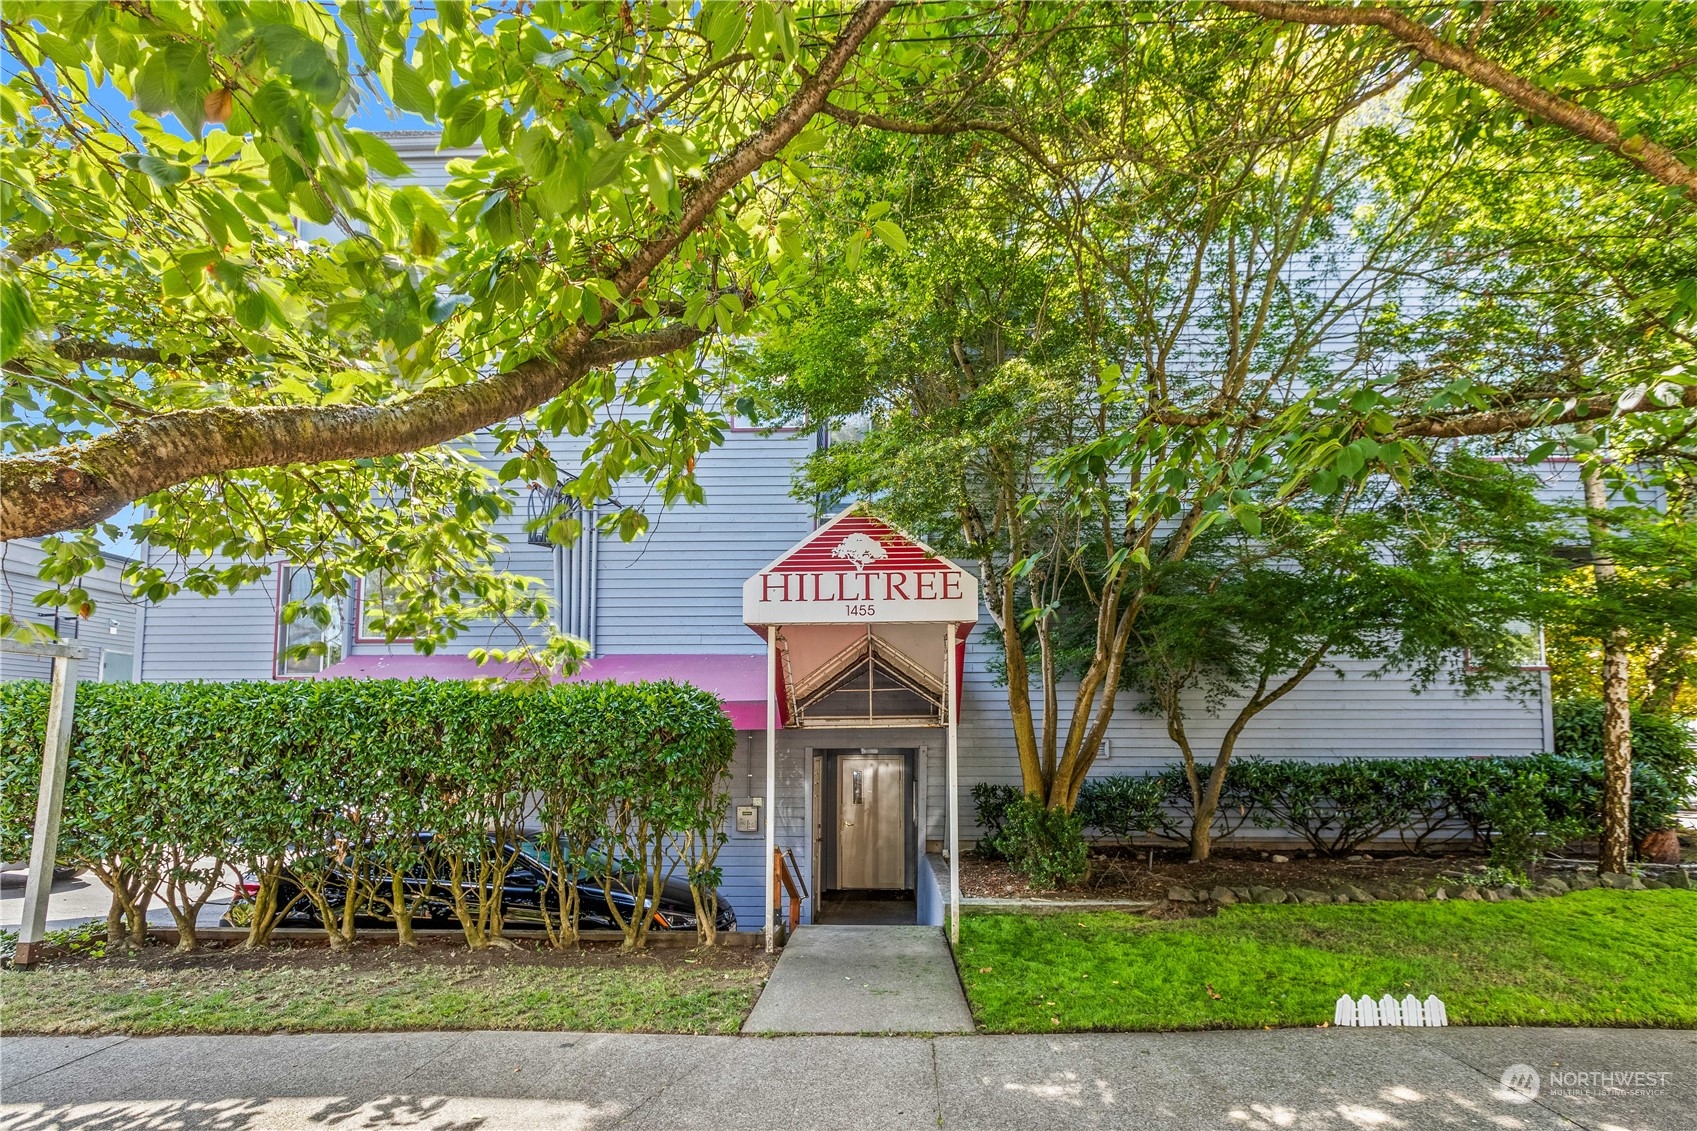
[3,1026,1694,1130]
[0,870,232,934]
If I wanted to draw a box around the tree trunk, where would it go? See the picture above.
[241,858,286,949]
[391,873,416,948]
[1581,455,1634,873]
[95,862,156,947]
[1599,628,1634,873]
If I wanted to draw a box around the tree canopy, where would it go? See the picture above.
[2,1,1694,661]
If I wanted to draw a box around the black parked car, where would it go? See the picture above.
[237,833,735,935]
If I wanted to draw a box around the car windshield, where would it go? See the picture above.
[517,839,616,883]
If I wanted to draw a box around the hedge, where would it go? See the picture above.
[972,754,1682,860]
[0,678,735,951]
[1553,697,1697,787]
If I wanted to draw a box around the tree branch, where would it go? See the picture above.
[3,232,77,265]
[1219,0,1697,198]
[1393,383,1697,439]
[48,338,247,367]
[817,101,1063,180]
[1,321,709,540]
[0,0,896,541]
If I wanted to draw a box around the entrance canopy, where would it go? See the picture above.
[743,509,979,729]
[743,506,980,947]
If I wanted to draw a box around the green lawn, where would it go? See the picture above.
[955,890,1697,1033]
[1,945,770,1036]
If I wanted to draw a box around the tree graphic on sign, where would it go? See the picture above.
[831,532,889,570]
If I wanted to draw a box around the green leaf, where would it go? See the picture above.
[872,220,908,255]
[349,130,410,177]
[0,279,36,363]
[443,98,486,149]
[388,58,436,120]
[137,154,190,187]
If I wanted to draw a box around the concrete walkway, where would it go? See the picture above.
[3,1027,1694,1130]
[741,924,975,1034]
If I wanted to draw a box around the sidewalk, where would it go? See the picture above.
[3,1027,1693,1130]
[741,924,975,1033]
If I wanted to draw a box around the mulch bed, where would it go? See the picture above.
[28,932,772,976]
[961,845,1529,905]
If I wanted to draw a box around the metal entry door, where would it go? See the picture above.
[835,754,907,889]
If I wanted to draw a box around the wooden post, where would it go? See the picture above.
[7,640,86,968]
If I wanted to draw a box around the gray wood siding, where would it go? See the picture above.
[593,426,819,653]
[950,621,1549,839]
[1,539,141,683]
[138,550,281,683]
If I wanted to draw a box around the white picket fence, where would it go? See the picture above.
[1333,993,1448,1027]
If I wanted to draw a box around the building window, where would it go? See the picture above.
[99,651,134,682]
[355,570,414,643]
[275,565,345,678]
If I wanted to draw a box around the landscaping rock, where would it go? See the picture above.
[1570,872,1600,891]
[1231,886,1253,901]
[1644,879,1669,890]
[1495,885,1520,900]
[1334,893,1350,903]
[1432,886,1448,901]
[1370,887,1397,901]
[1211,886,1238,905]
[1539,877,1570,894]
[1458,886,1484,901]
[1662,869,1691,890]
[1347,854,1373,862]
[1292,889,1329,904]
[1343,885,1374,904]
[1167,886,1198,903]
[1482,888,1501,902]
[1599,872,1646,891]
[1251,886,1288,905]
[1272,855,1291,864]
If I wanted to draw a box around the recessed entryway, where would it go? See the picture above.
[813,748,918,925]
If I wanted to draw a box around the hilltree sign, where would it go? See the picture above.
[742,510,980,625]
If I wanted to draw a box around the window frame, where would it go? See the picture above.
[354,570,416,645]
[273,563,346,680]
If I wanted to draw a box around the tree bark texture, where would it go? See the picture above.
[1580,455,1633,874]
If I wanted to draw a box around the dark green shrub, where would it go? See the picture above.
[993,795,1089,889]
[1483,768,1590,876]
[1554,698,1696,787]
[1075,775,1172,842]
[971,782,1021,858]
[966,751,1684,864]
[1388,758,1470,852]
[1239,758,1420,856]
[1524,752,1680,841]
